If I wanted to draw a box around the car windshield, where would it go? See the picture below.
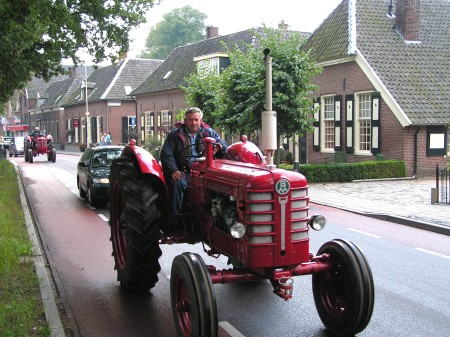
[15,137,24,145]
[91,149,122,168]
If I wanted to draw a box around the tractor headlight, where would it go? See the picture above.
[230,222,246,238]
[309,214,326,231]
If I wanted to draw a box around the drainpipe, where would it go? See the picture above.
[130,94,138,144]
[413,126,421,176]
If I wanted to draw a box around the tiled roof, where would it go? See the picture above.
[132,29,258,95]
[63,58,162,106]
[39,75,85,108]
[303,0,350,62]
[305,0,450,125]
[357,0,450,125]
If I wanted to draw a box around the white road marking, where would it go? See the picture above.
[219,321,246,337]
[98,214,108,222]
[415,248,450,260]
[347,228,382,238]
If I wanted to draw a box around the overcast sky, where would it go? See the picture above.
[128,0,342,57]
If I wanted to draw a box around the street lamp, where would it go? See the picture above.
[84,64,90,146]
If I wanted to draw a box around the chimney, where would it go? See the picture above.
[69,67,77,78]
[206,26,219,39]
[278,20,289,31]
[395,0,420,42]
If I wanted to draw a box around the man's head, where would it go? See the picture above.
[35,127,40,132]
[184,107,203,134]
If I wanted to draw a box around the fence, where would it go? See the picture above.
[436,164,450,204]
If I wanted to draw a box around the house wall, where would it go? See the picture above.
[308,60,448,177]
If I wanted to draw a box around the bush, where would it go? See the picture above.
[286,160,406,183]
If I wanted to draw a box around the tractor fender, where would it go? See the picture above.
[121,142,166,185]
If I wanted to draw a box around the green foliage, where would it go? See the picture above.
[183,26,321,139]
[142,134,163,159]
[0,160,51,336]
[139,6,207,60]
[0,0,157,103]
[284,151,293,163]
[278,160,406,183]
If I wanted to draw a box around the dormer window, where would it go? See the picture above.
[194,53,230,75]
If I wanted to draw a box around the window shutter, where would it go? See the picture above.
[99,116,103,133]
[345,95,354,153]
[334,96,342,151]
[371,92,380,155]
[122,117,128,144]
[313,97,320,152]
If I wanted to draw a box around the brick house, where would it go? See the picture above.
[62,58,163,147]
[131,27,257,146]
[304,0,450,176]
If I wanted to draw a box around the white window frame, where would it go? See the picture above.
[354,92,373,155]
[321,96,335,152]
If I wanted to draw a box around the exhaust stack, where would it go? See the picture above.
[261,49,277,168]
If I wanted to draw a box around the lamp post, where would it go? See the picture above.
[84,64,90,146]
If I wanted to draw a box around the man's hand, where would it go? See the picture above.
[171,170,184,181]
[213,143,222,154]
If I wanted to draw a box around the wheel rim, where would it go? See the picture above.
[111,181,127,270]
[174,275,192,336]
[318,260,349,317]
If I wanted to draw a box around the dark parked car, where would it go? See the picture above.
[0,136,13,151]
[77,145,124,206]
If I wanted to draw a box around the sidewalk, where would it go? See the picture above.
[308,177,450,236]
[57,146,450,235]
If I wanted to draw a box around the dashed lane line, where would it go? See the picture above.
[415,248,450,260]
[347,228,382,239]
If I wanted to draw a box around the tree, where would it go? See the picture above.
[138,6,207,60]
[0,0,158,103]
[184,27,321,142]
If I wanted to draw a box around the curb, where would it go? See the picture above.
[15,163,66,337]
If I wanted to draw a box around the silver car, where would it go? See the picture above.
[10,136,25,157]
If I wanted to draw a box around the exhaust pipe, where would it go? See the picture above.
[261,48,277,168]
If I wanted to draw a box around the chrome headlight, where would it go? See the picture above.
[309,214,326,231]
[230,222,246,238]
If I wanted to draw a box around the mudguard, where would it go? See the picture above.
[121,141,166,185]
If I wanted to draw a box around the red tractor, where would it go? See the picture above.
[25,134,56,163]
[109,50,374,337]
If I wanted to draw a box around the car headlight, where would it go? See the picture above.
[93,178,109,184]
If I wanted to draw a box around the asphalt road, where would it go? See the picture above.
[12,154,450,337]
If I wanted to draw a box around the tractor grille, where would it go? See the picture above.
[246,187,309,244]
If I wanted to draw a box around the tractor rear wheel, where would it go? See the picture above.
[171,252,218,337]
[110,155,162,292]
[28,149,33,163]
[312,239,374,336]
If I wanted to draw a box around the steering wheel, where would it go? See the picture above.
[180,143,205,161]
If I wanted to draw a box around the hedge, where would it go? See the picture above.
[278,160,406,183]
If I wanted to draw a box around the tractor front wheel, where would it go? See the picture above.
[312,239,374,336]
[109,155,162,292]
[28,149,33,163]
[51,148,56,162]
[170,252,218,337]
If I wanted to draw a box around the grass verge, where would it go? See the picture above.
[0,159,51,336]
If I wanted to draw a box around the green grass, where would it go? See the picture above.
[0,160,51,337]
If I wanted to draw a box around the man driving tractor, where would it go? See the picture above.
[29,127,43,138]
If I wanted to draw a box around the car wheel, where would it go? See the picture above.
[78,178,87,198]
[87,185,96,207]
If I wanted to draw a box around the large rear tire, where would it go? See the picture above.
[312,239,374,336]
[110,155,162,292]
[51,148,56,162]
[171,253,218,337]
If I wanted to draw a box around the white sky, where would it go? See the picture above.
[128,0,342,57]
[77,0,342,64]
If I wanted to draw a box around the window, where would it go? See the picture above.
[322,97,335,151]
[145,112,154,138]
[355,93,372,154]
[344,92,379,155]
[197,58,220,74]
[313,95,342,153]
